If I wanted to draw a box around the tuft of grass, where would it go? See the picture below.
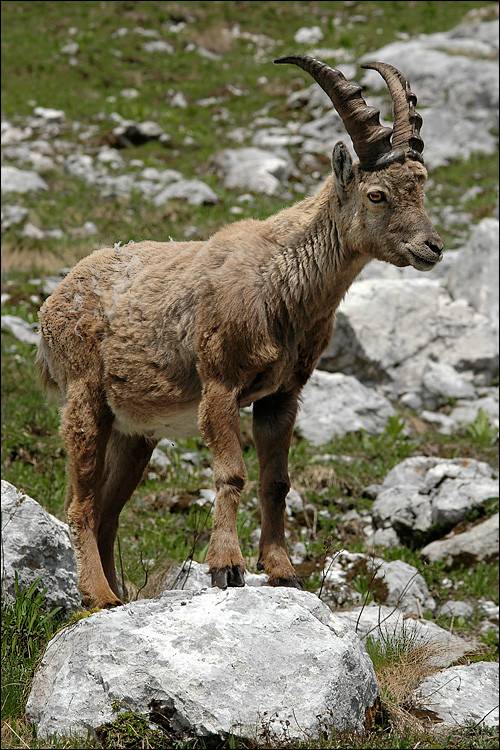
[1,577,63,719]
[365,626,442,732]
[465,409,498,450]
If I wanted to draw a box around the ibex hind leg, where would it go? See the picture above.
[97,429,156,598]
[62,381,121,609]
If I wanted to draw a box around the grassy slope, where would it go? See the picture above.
[1,1,499,748]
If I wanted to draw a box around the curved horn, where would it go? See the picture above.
[361,61,424,160]
[275,55,397,171]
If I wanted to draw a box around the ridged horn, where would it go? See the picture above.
[274,55,397,170]
[361,61,424,160]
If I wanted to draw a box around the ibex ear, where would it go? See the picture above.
[331,141,354,199]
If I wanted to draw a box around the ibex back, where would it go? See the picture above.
[38,58,443,609]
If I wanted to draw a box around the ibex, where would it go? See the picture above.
[38,58,443,609]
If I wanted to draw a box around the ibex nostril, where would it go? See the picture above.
[425,240,443,256]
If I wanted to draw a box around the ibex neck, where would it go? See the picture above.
[263,179,367,326]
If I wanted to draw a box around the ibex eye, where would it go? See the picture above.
[368,191,385,203]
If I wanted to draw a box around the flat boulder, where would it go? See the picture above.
[26,587,378,743]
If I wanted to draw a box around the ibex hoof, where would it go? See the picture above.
[269,576,303,590]
[210,565,246,589]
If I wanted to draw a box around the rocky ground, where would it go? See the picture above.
[1,2,499,749]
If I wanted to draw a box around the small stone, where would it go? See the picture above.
[149,447,171,473]
[153,179,217,206]
[60,41,79,55]
[436,600,474,619]
[294,26,324,44]
[170,92,188,108]
[143,40,174,53]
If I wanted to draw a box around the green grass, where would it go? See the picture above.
[1,578,63,720]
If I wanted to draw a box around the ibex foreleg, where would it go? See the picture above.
[199,380,246,589]
[253,390,302,588]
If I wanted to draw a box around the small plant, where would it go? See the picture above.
[466,409,498,449]
[365,622,443,732]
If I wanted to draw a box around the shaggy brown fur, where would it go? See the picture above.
[38,140,443,608]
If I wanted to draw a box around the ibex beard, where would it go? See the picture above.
[37,57,443,609]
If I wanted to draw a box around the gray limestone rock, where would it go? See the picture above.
[319,279,498,396]
[26,587,378,742]
[153,179,218,206]
[1,166,48,193]
[446,218,499,337]
[1,481,79,611]
[370,457,498,544]
[296,370,395,445]
[361,21,499,168]
[413,662,499,728]
[1,315,40,345]
[421,513,499,567]
[213,147,294,196]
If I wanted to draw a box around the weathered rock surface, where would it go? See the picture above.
[319,552,435,615]
[414,662,499,728]
[319,279,498,400]
[371,457,498,544]
[1,165,48,193]
[212,147,294,195]
[153,178,218,206]
[1,314,40,345]
[446,218,499,337]
[296,370,395,445]
[421,513,499,566]
[361,20,499,168]
[336,605,473,668]
[1,481,79,610]
[26,587,378,742]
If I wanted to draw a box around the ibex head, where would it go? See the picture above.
[275,56,444,271]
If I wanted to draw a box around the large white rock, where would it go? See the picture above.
[319,279,498,398]
[336,605,472,668]
[26,587,378,742]
[414,662,499,727]
[296,370,395,445]
[421,513,499,567]
[1,481,79,610]
[1,165,48,193]
[361,21,499,168]
[371,457,498,544]
[213,147,294,196]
